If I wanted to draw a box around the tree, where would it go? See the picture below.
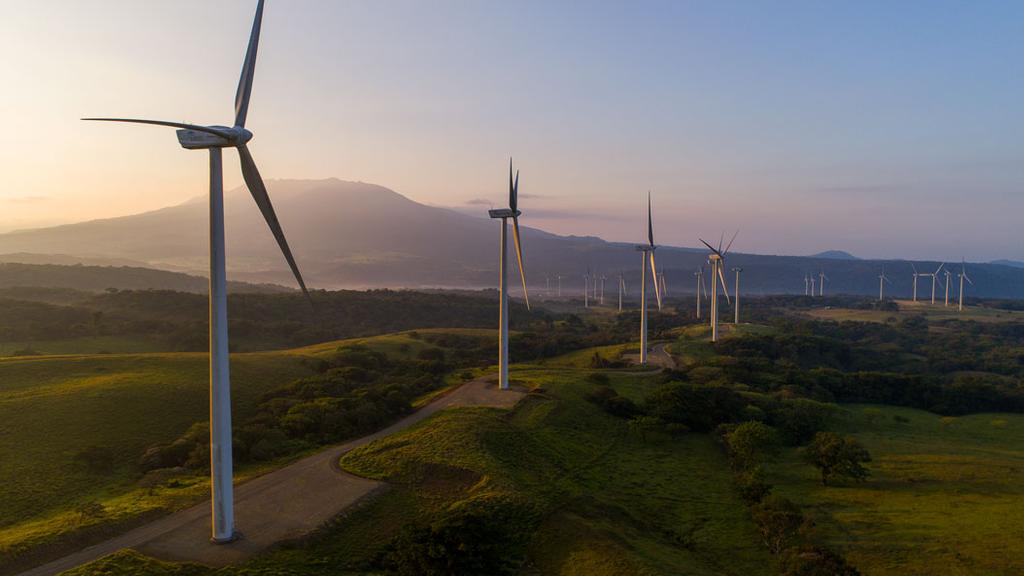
[725,421,779,470]
[750,496,805,554]
[803,432,871,485]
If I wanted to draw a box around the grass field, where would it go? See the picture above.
[0,336,167,356]
[0,330,491,566]
[769,404,1024,575]
[804,300,1024,324]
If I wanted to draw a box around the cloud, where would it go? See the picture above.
[518,193,546,199]
[529,208,626,222]
[3,195,48,204]
[463,198,493,206]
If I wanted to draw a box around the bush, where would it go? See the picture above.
[803,432,871,486]
[751,496,805,555]
[381,497,536,575]
[645,382,745,432]
[736,466,773,504]
[724,421,779,470]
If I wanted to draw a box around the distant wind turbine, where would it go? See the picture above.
[911,264,920,302]
[958,260,973,312]
[804,273,810,296]
[488,159,529,391]
[699,231,736,342]
[83,0,309,543]
[809,274,816,296]
[556,274,562,297]
[636,192,662,364]
[878,267,892,300]
[618,272,626,312]
[929,263,945,304]
[694,266,707,319]
[818,269,828,296]
[600,274,607,305]
[944,269,952,307]
[732,267,743,324]
[584,268,590,308]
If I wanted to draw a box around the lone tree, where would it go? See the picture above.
[725,421,779,470]
[803,432,871,486]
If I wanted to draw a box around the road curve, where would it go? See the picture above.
[18,378,523,576]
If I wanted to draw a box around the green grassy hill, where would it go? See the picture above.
[769,404,1024,575]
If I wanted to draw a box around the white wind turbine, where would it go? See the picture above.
[732,267,743,324]
[636,193,662,364]
[694,266,707,319]
[699,232,736,343]
[600,274,607,305]
[878,267,892,300]
[584,268,591,308]
[556,274,563,297]
[618,272,626,312]
[804,273,810,296]
[944,269,952,307]
[809,273,816,296]
[929,263,945,304]
[84,0,309,543]
[488,160,530,391]
[658,271,669,300]
[818,269,828,296]
[911,264,920,302]
[957,260,973,312]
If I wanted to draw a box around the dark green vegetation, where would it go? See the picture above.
[9,292,1024,575]
[0,263,286,294]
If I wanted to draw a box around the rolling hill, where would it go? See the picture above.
[3,179,1024,298]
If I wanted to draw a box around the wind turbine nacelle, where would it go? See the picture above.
[176,129,233,149]
[488,208,518,219]
[635,245,654,252]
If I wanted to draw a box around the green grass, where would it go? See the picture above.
[769,404,1024,575]
[326,368,775,575]
[804,300,1024,324]
[0,330,495,566]
[0,336,167,356]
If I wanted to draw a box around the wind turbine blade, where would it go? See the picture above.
[508,160,517,211]
[511,215,530,310]
[698,238,721,256]
[234,0,265,128]
[650,251,662,309]
[718,265,731,304]
[723,229,739,256]
[717,231,724,253]
[935,262,945,275]
[237,144,310,301]
[647,192,654,246]
[81,118,233,139]
[911,263,919,274]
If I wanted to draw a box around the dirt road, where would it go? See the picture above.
[19,378,524,576]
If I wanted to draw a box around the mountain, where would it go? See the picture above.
[0,263,289,294]
[991,259,1024,269]
[2,178,1024,298]
[811,250,859,260]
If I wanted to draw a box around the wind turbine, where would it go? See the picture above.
[584,269,590,308]
[659,271,669,300]
[556,274,562,297]
[911,264,920,302]
[488,160,529,391]
[818,270,827,296]
[600,274,607,305]
[944,269,952,307]
[699,231,736,342]
[545,274,550,295]
[958,260,973,312]
[732,267,743,324]
[809,274,816,296]
[636,192,662,364]
[694,266,707,319]
[878,267,892,300]
[804,273,810,296]
[929,263,945,304]
[618,273,626,312]
[84,0,309,543]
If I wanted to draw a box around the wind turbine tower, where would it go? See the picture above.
[84,0,311,542]
[944,269,952,307]
[699,232,736,342]
[818,270,827,296]
[694,267,706,319]
[929,263,945,304]
[636,193,662,364]
[911,264,920,302]
[618,273,626,312]
[878,267,892,301]
[958,260,973,312]
[732,267,743,324]
[804,273,810,296]
[556,274,562,297]
[584,269,590,307]
[488,160,530,391]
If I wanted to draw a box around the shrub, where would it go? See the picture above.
[782,546,861,576]
[736,466,773,504]
[751,496,805,555]
[724,421,779,470]
[645,382,745,432]
[803,432,871,486]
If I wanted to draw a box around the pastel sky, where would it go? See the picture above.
[1,0,1021,261]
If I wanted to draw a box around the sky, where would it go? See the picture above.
[1,0,1022,261]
